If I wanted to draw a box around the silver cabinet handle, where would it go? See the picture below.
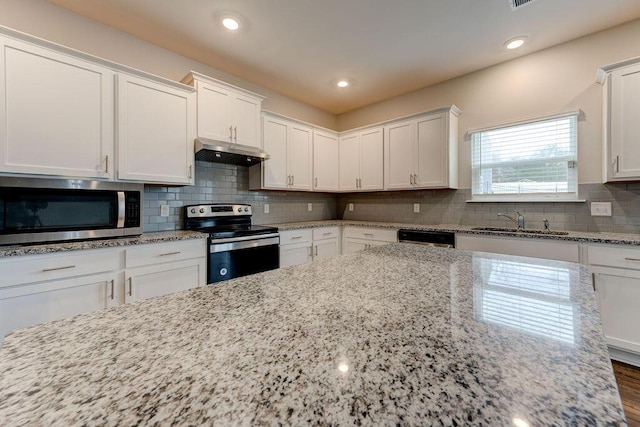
[158,251,181,257]
[188,164,193,179]
[315,177,318,188]
[291,236,303,240]
[314,245,318,256]
[128,277,133,297]
[591,272,596,291]
[363,233,374,237]
[105,155,109,174]
[229,126,233,141]
[355,178,358,188]
[323,232,332,236]
[42,265,76,272]
[410,174,414,185]
[414,174,419,185]
[234,126,238,142]
[110,279,115,300]
[292,175,294,186]
[616,155,620,173]
[624,257,640,261]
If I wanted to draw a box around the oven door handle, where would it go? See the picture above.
[210,236,280,253]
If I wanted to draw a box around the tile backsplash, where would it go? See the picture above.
[143,164,640,235]
[142,161,336,232]
[337,183,640,234]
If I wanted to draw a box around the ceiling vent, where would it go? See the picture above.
[509,0,536,10]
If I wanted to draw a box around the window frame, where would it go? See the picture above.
[469,110,581,203]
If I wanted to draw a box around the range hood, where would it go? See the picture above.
[194,137,269,166]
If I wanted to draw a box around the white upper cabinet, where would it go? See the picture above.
[182,71,264,149]
[250,113,312,191]
[0,36,114,179]
[339,127,384,191]
[384,106,460,190]
[313,130,339,191]
[598,58,640,182]
[116,73,195,184]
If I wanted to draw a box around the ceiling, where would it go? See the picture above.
[46,0,640,115]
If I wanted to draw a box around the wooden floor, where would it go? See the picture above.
[613,360,640,426]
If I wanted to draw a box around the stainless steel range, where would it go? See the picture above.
[184,204,279,283]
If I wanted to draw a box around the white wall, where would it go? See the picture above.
[337,19,640,187]
[0,0,337,130]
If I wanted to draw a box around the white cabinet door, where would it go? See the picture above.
[339,133,360,191]
[124,259,204,303]
[117,74,195,184]
[385,120,414,190]
[0,36,114,178]
[593,267,640,354]
[288,124,312,190]
[195,80,232,143]
[231,93,261,148]
[359,127,384,190]
[280,242,312,268]
[313,130,339,191]
[415,114,446,187]
[0,272,117,341]
[313,239,339,261]
[262,115,289,189]
[608,62,640,180]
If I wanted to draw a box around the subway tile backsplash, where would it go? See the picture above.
[142,161,337,232]
[143,163,640,235]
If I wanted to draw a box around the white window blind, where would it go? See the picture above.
[471,112,578,201]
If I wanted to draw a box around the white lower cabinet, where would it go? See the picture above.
[279,227,340,268]
[0,239,207,342]
[342,226,398,254]
[455,234,581,263]
[124,239,207,302]
[588,244,640,366]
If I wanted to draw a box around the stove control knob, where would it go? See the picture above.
[244,207,249,212]
[237,208,242,212]
[190,208,196,214]
[199,208,205,213]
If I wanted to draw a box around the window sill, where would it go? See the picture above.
[466,199,586,203]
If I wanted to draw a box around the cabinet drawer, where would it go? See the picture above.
[313,226,340,241]
[279,229,313,245]
[0,248,120,287]
[343,227,398,242]
[125,239,206,268]
[588,245,640,270]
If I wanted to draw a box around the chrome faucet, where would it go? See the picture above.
[543,218,550,232]
[497,211,525,230]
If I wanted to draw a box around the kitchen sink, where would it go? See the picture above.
[471,227,569,236]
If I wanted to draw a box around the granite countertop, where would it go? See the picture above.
[0,244,625,425]
[0,230,207,258]
[273,220,640,245]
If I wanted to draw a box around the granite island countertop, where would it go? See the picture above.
[272,220,640,246]
[0,244,626,425]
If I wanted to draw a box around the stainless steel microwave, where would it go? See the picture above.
[0,177,143,246]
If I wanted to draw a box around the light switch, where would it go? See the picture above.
[348,203,354,212]
[160,205,170,217]
[590,202,612,216]
[308,203,313,212]
[413,203,420,213]
[264,204,270,214]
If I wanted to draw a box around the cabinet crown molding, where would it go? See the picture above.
[182,70,265,100]
[596,56,640,85]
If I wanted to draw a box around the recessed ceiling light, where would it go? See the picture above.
[504,36,527,49]
[222,17,240,31]
[336,80,350,88]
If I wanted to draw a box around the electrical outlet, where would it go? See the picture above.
[264,204,270,214]
[413,203,420,213]
[590,202,612,216]
[348,203,354,212]
[160,205,170,217]
[308,203,313,212]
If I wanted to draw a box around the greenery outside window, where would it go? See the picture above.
[470,111,579,202]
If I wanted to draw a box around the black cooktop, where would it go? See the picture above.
[197,224,279,240]
[183,204,278,240]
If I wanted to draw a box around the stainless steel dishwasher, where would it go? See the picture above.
[398,229,456,248]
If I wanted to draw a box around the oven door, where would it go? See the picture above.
[208,235,280,283]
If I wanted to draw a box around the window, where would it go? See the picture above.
[471,111,579,201]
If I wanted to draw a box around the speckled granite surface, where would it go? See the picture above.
[0,244,625,425]
[273,220,640,245]
[0,231,207,258]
